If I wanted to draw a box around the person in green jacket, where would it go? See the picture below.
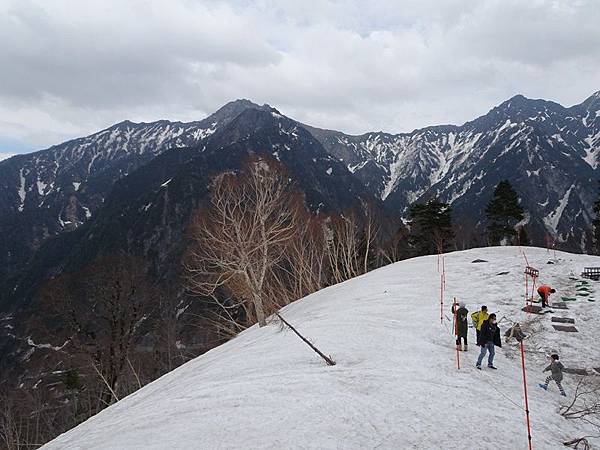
[470,305,489,343]
[452,302,469,351]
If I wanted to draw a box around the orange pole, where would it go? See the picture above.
[520,341,533,450]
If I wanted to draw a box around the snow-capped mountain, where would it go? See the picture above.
[0,99,270,221]
[40,247,600,449]
[0,100,272,307]
[310,91,600,250]
[1,92,599,314]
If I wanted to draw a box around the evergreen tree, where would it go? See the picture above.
[592,180,600,254]
[407,199,454,256]
[485,180,525,245]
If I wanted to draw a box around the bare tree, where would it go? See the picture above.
[270,212,329,306]
[152,286,184,374]
[186,156,303,327]
[360,203,382,273]
[326,212,362,284]
[561,377,600,427]
[43,254,156,405]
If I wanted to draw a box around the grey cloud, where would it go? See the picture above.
[0,0,598,153]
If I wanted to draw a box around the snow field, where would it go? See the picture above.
[43,247,600,449]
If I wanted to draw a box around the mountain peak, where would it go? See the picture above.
[486,93,565,121]
[579,90,600,111]
[498,94,529,109]
[203,99,273,127]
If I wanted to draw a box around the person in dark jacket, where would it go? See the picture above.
[476,313,501,370]
[452,302,469,351]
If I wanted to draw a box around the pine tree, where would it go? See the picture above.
[592,180,600,254]
[407,199,454,256]
[485,180,525,245]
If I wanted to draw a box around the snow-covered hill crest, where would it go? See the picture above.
[42,247,600,449]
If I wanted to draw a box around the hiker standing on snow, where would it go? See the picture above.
[471,305,489,343]
[539,354,566,396]
[452,302,469,351]
[537,285,556,308]
[476,313,501,370]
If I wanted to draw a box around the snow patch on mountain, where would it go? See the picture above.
[544,186,574,233]
[17,168,26,211]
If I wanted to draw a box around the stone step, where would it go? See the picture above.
[522,305,543,314]
[551,317,575,324]
[552,324,578,332]
[552,303,569,310]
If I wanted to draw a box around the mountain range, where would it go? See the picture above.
[1,91,600,385]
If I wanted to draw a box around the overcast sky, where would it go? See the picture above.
[1,0,599,155]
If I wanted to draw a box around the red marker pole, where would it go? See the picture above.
[520,340,533,450]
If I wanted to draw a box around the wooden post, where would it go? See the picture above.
[276,313,336,366]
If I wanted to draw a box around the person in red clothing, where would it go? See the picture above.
[537,285,556,308]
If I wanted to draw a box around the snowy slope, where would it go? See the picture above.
[43,247,600,449]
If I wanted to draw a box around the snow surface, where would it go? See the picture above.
[43,247,600,449]
[0,152,14,161]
